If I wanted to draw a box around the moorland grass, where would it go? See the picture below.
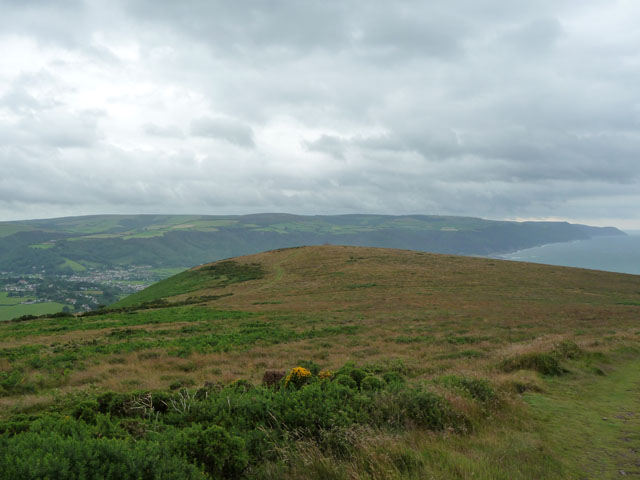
[0,246,639,479]
[115,261,265,307]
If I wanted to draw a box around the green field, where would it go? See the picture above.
[150,267,188,277]
[0,300,67,321]
[0,224,32,238]
[60,258,86,272]
[0,292,30,306]
[1,246,639,478]
[28,243,54,249]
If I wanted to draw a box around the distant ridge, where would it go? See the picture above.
[0,213,624,274]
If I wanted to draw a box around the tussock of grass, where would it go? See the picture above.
[499,370,545,394]
[437,375,497,404]
[499,352,564,376]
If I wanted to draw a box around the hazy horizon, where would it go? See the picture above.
[0,211,629,231]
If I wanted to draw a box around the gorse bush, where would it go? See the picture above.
[360,375,386,392]
[284,366,312,388]
[172,424,248,477]
[0,416,205,480]
[0,362,478,479]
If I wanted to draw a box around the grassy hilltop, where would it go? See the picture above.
[0,213,623,320]
[1,246,640,479]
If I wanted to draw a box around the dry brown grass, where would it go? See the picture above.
[2,245,639,409]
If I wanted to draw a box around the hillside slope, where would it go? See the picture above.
[116,245,640,317]
[0,213,624,274]
[2,246,640,479]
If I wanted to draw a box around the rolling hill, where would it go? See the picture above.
[0,213,624,274]
[1,246,639,478]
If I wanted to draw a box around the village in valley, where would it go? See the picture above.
[0,266,159,315]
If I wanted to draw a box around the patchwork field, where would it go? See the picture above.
[1,246,639,479]
[0,292,67,321]
[0,213,623,276]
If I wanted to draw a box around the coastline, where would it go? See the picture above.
[482,234,640,275]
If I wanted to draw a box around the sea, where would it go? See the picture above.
[490,232,640,275]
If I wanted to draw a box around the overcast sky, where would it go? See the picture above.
[1,1,639,228]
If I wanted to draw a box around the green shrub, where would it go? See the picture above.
[170,378,195,390]
[381,371,406,387]
[173,424,249,478]
[0,369,22,394]
[397,388,459,430]
[0,369,35,397]
[11,314,38,322]
[438,375,496,403]
[500,352,564,376]
[0,361,482,477]
[371,387,461,431]
[94,413,128,439]
[0,413,36,435]
[296,359,321,375]
[96,391,131,416]
[336,363,368,387]
[349,368,368,387]
[72,400,99,424]
[229,379,255,393]
[334,374,357,390]
[360,375,386,392]
[0,429,205,479]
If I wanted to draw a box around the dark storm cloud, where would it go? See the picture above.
[0,0,639,228]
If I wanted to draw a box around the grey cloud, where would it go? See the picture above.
[0,0,639,227]
[305,133,407,160]
[304,135,346,159]
[0,86,45,113]
[31,111,102,148]
[501,18,564,55]
[190,117,255,148]
[143,123,184,138]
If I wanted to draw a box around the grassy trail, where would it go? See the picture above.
[526,355,640,478]
[256,248,303,290]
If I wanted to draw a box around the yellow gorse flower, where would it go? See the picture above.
[318,370,333,380]
[284,366,312,388]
